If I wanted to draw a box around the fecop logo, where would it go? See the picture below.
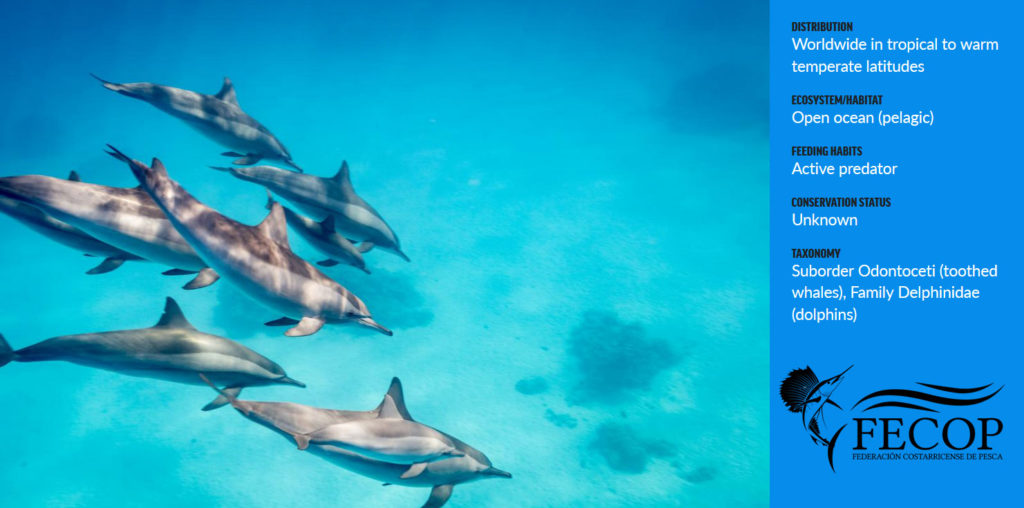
[779,365,1004,471]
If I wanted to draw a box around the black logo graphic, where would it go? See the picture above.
[780,365,1003,472]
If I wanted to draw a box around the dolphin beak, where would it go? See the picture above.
[279,376,306,388]
[481,467,512,478]
[356,317,393,336]
[284,159,303,173]
[395,249,411,262]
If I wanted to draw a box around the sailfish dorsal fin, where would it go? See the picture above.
[257,200,290,247]
[215,77,238,106]
[154,297,196,330]
[375,377,414,420]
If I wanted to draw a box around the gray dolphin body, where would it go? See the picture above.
[0,298,304,410]
[0,173,144,274]
[270,196,371,274]
[203,376,510,508]
[0,174,219,289]
[213,161,408,261]
[93,75,301,172]
[109,148,390,337]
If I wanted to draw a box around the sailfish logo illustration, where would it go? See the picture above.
[780,365,853,445]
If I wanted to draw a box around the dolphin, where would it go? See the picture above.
[92,75,301,172]
[0,173,219,289]
[266,194,371,274]
[201,375,511,508]
[211,161,408,261]
[0,171,144,274]
[292,410,467,467]
[0,298,304,410]
[108,146,390,337]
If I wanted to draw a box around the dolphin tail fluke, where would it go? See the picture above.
[197,374,248,414]
[0,333,15,368]
[423,485,454,508]
[357,317,393,336]
[183,268,219,290]
[86,256,126,275]
[202,386,243,411]
[104,144,131,164]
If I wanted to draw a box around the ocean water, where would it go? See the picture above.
[0,1,766,507]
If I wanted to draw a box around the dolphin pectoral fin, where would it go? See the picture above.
[162,268,197,276]
[422,484,454,508]
[400,462,428,480]
[231,154,262,166]
[316,259,340,267]
[265,317,300,327]
[292,433,311,450]
[285,317,325,337]
[0,333,15,368]
[422,485,454,508]
[382,483,392,487]
[86,256,126,275]
[222,151,244,157]
[202,386,243,411]
[183,268,219,290]
[356,242,375,253]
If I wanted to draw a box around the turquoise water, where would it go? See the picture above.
[0,1,766,506]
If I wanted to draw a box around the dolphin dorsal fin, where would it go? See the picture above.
[376,377,414,420]
[321,214,336,233]
[154,297,196,330]
[151,158,168,176]
[257,202,290,247]
[215,77,238,105]
[377,395,402,419]
[331,160,357,191]
[68,170,81,182]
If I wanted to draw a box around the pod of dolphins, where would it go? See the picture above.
[0,76,508,507]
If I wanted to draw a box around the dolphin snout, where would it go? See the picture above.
[481,467,512,478]
[279,376,307,388]
[356,317,393,336]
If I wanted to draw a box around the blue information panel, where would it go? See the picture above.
[771,1,1020,504]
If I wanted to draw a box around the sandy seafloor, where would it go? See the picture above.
[0,1,766,506]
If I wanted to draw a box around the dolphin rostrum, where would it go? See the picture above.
[0,171,144,274]
[0,173,219,289]
[201,375,510,507]
[212,161,408,261]
[0,298,304,410]
[92,75,302,172]
[108,146,391,337]
[267,194,371,274]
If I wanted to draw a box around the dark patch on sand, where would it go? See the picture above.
[515,376,549,395]
[544,409,578,429]
[679,465,717,484]
[567,311,678,405]
[590,422,676,474]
